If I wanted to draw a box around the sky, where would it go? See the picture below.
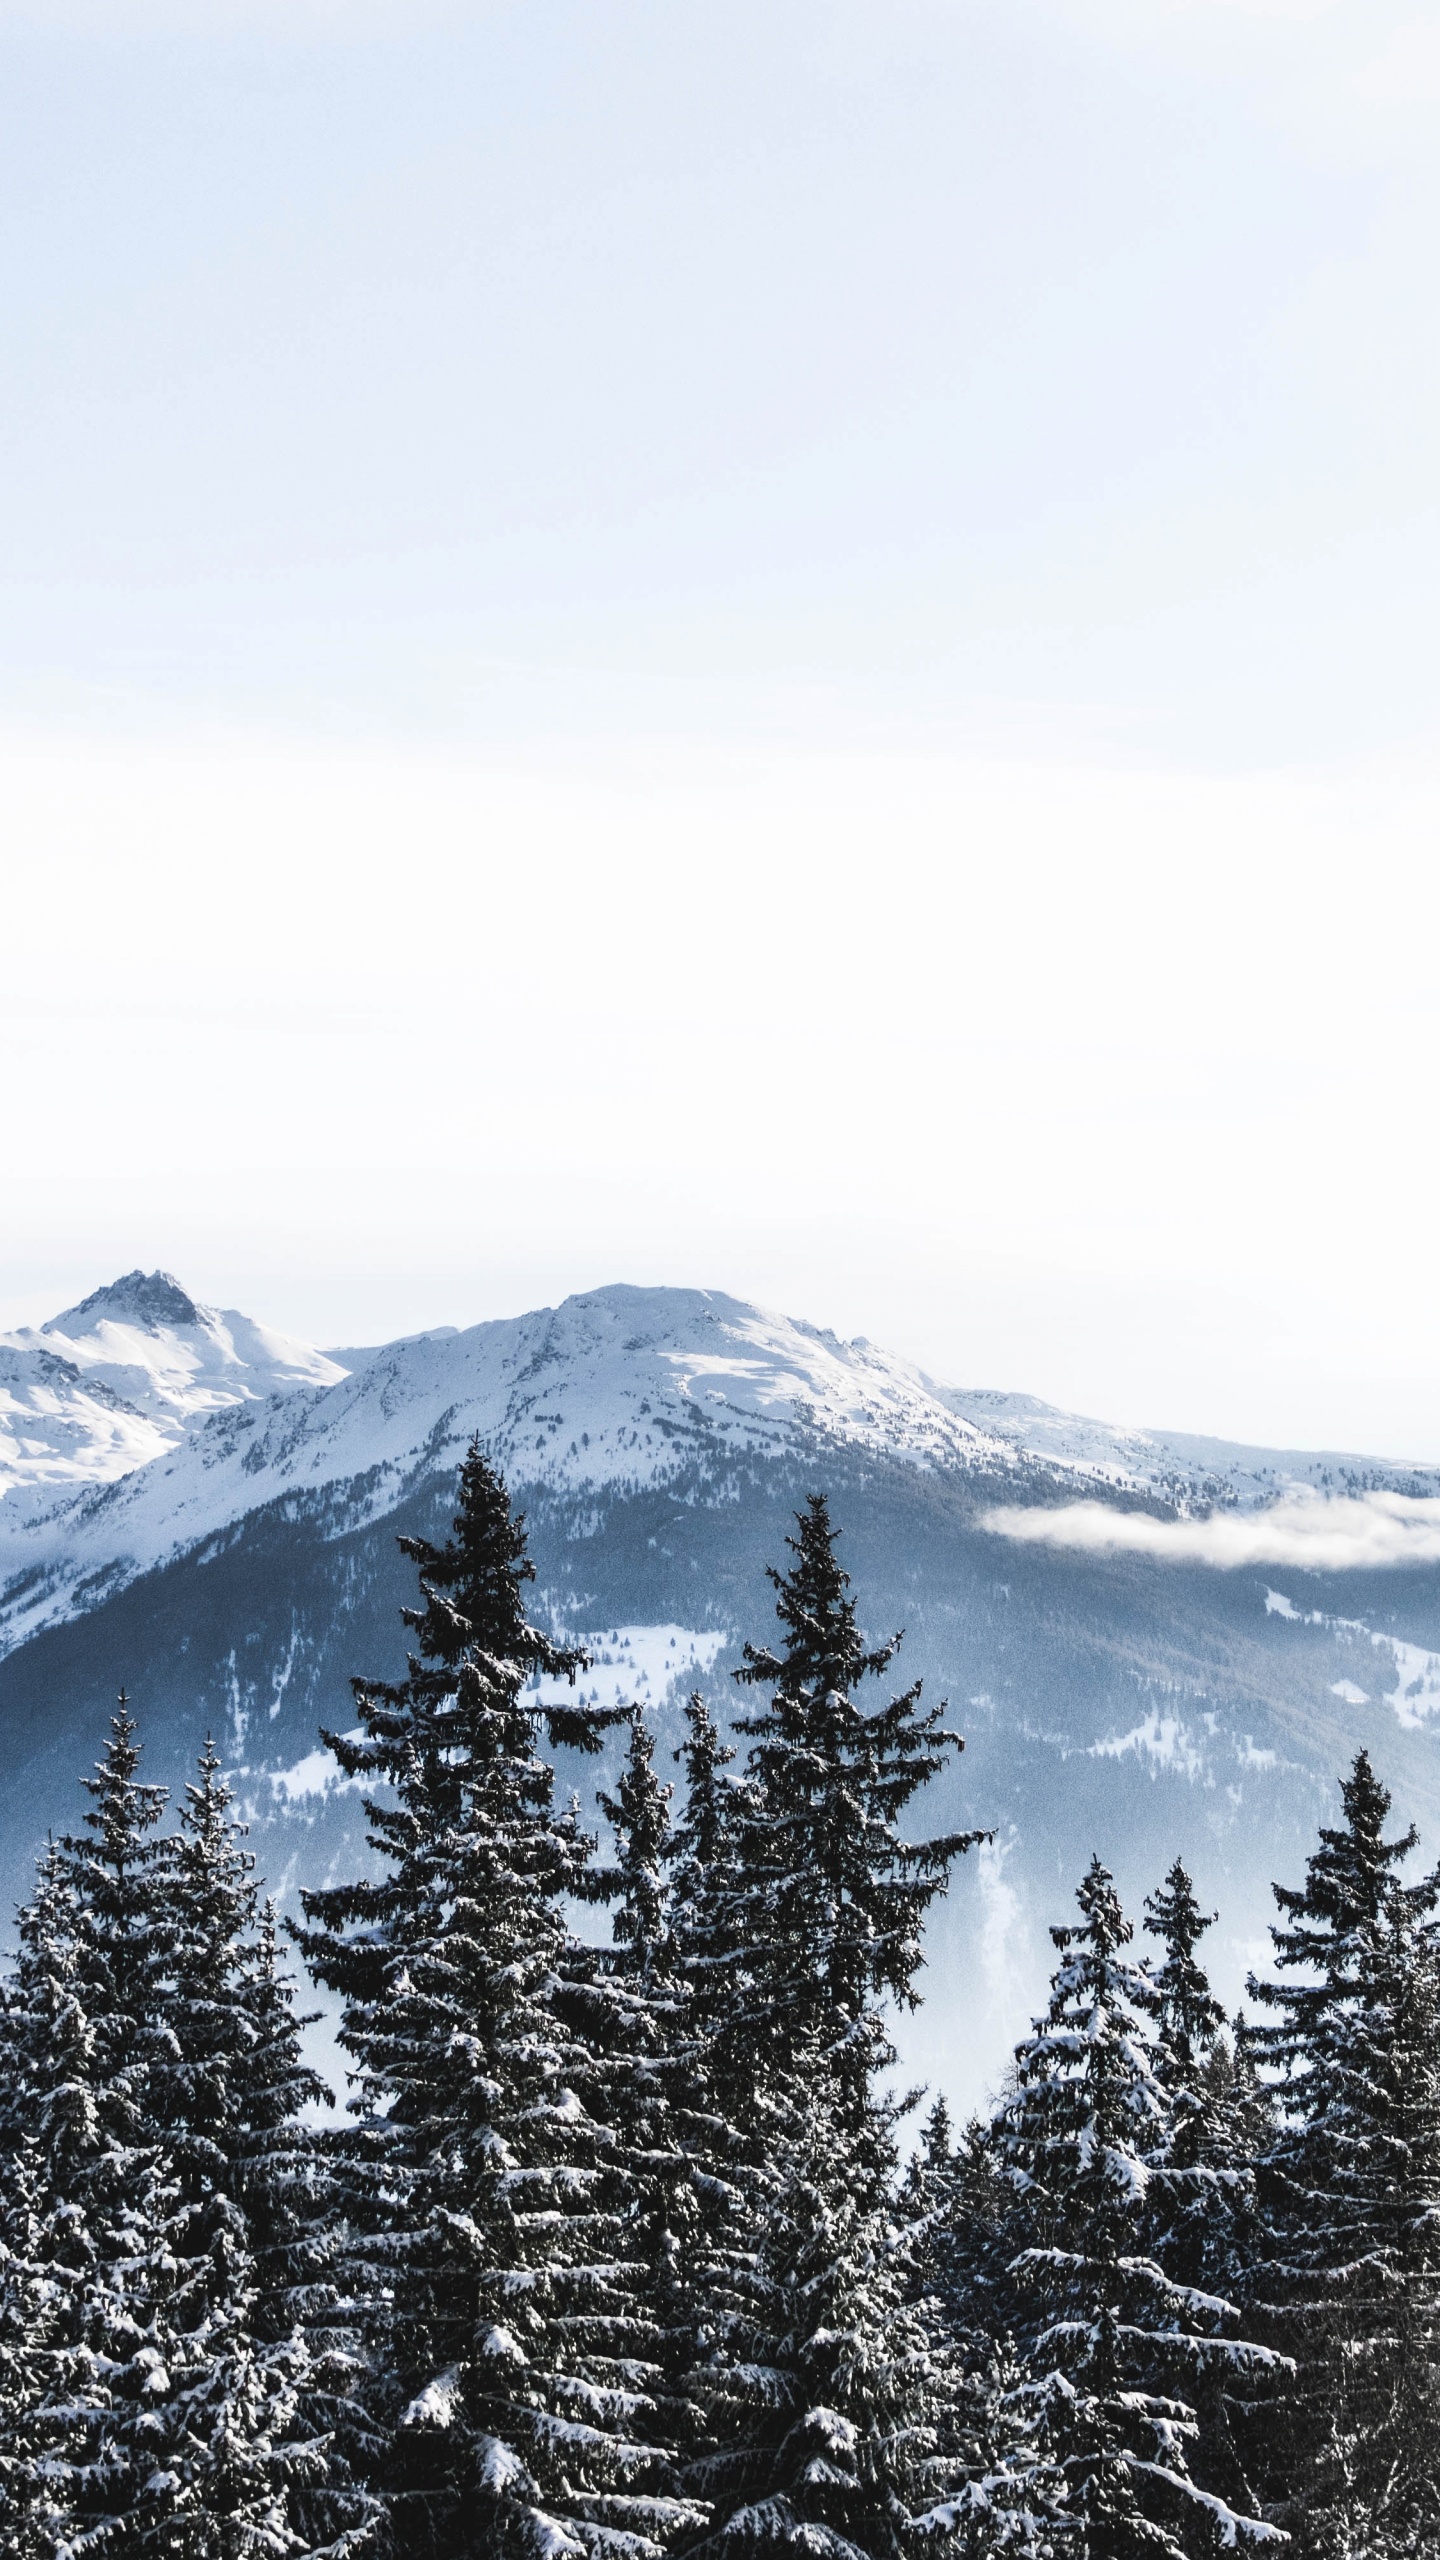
[4,0,1440,1458]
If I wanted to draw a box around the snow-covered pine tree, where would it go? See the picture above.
[1142,1867,1257,2297]
[0,1843,100,2558]
[295,1444,702,2560]
[729,1493,984,2129]
[0,1707,357,2560]
[0,1703,220,2557]
[657,1693,776,2504]
[573,1708,708,2482]
[684,2011,953,2560]
[995,1855,1282,2559]
[667,1692,752,2124]
[683,1495,985,2560]
[1142,1862,1269,2529]
[1146,1863,1224,2079]
[159,1736,368,2558]
[909,2099,1034,2369]
[1247,1751,1440,2555]
[0,2132,73,2560]
[583,1704,676,1991]
[901,2101,1065,2560]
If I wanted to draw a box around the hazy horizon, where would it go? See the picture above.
[5,2,1439,1460]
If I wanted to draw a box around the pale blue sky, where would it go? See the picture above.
[6,1,1440,1452]
[4,0,1436,761]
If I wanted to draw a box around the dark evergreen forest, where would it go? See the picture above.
[2,1448,1436,2558]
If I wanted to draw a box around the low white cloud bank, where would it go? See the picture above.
[982,1489,1440,1573]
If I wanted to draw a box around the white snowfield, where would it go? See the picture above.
[2,1269,1437,1663]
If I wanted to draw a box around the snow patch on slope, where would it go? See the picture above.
[1089,1710,1207,1781]
[1259,1588,1440,1728]
[530,1623,728,1719]
[0,1347,172,1495]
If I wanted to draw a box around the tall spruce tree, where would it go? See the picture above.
[160,1737,366,2559]
[583,1707,676,1988]
[576,1710,708,2491]
[660,1694,774,2512]
[667,1693,753,2129]
[12,1705,205,2557]
[1247,1751,1440,2555]
[1142,1862,1268,2529]
[729,1493,983,2121]
[295,1445,702,2560]
[694,2031,953,2560]
[684,1495,984,2559]
[995,1856,1281,2559]
[1142,1865,1254,2299]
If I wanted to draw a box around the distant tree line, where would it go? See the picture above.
[1,1445,1438,2558]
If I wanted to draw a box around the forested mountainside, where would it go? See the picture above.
[5,1272,1440,2106]
[4,1450,1436,2560]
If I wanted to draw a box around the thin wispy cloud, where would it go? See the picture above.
[982,1489,1440,1572]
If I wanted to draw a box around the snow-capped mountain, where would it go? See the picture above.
[0,1271,345,1503]
[4,1274,1436,1663]
[0,1283,1017,1654]
[6,1268,1440,2113]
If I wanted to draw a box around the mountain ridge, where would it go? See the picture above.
[5,1273,1439,1667]
[5,1270,1440,2108]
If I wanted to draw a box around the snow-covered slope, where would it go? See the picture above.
[6,1270,1440,1666]
[0,1347,172,1499]
[0,1271,346,1498]
[0,1285,1023,1653]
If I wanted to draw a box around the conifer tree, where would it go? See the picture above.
[729,1493,983,2124]
[160,1737,362,2558]
[662,1695,769,2493]
[685,1496,984,2558]
[995,1856,1281,2558]
[576,1710,705,2487]
[585,1706,675,1988]
[0,1712,343,2560]
[896,2102,1063,2560]
[1248,1751,1440,2554]
[1142,1862,1268,2528]
[688,2020,949,2560]
[0,1847,99,2558]
[668,1693,751,2122]
[1142,1865,1251,2296]
[0,1709,215,2553]
[295,1445,701,2560]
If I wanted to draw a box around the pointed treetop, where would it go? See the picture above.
[1051,1850,1133,1960]
[178,1733,254,1880]
[391,1437,609,1749]
[586,1706,674,1977]
[734,1491,897,1696]
[74,1693,168,1870]
[1144,1858,1223,2063]
[921,2093,954,2168]
[671,1690,736,1872]
[1267,1748,1433,1954]
[398,1437,585,1673]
